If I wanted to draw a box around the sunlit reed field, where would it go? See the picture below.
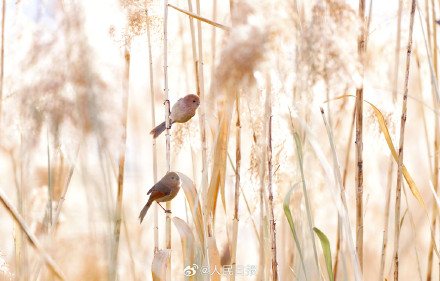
[0,0,439,280]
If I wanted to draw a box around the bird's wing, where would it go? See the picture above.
[147,182,172,195]
[148,189,169,202]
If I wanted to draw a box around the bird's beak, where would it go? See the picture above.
[197,101,201,105]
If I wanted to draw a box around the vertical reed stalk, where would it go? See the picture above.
[194,0,208,232]
[422,1,440,278]
[430,2,440,280]
[393,0,403,103]
[257,156,265,281]
[231,89,240,281]
[185,0,200,189]
[186,2,211,277]
[379,157,393,281]
[393,0,417,279]
[333,107,355,280]
[415,51,435,218]
[258,96,267,281]
[355,0,366,271]
[163,0,172,278]
[145,5,159,254]
[266,76,278,281]
[110,47,130,281]
[50,145,80,232]
[435,88,440,281]
[47,132,53,229]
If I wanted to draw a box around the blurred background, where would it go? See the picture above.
[0,0,437,280]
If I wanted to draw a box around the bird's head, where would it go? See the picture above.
[164,172,181,185]
[182,94,201,110]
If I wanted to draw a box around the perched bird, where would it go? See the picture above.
[150,94,200,138]
[139,172,181,223]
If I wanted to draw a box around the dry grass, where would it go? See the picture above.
[1,1,440,281]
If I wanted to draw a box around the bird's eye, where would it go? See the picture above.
[171,177,174,179]
[193,100,196,102]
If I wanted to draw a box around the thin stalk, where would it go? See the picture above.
[416,44,438,281]
[195,1,211,278]
[267,76,278,281]
[227,152,260,242]
[123,210,138,281]
[355,0,366,271]
[258,127,266,281]
[163,0,172,279]
[393,0,403,103]
[333,106,355,280]
[402,185,423,281]
[185,0,198,187]
[257,88,272,281]
[194,0,208,226]
[379,157,393,281]
[187,1,210,277]
[9,150,24,280]
[110,47,130,281]
[231,90,240,281]
[50,144,80,232]
[430,1,440,280]
[187,0,198,94]
[145,6,159,254]
[47,131,53,229]
[393,0,417,280]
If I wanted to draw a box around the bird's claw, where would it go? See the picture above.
[165,209,172,214]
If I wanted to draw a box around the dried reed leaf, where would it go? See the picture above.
[313,227,334,281]
[177,172,205,248]
[207,92,235,220]
[283,183,308,281]
[208,237,221,281]
[172,217,196,281]
[151,249,171,281]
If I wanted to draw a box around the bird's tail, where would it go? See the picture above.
[139,200,153,223]
[150,122,166,138]
[150,121,175,138]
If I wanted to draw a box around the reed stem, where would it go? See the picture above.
[145,5,159,254]
[393,0,417,279]
[355,0,366,272]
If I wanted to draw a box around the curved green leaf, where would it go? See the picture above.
[283,183,308,281]
[313,227,334,281]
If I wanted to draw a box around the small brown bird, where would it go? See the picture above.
[150,94,200,138]
[139,172,181,223]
